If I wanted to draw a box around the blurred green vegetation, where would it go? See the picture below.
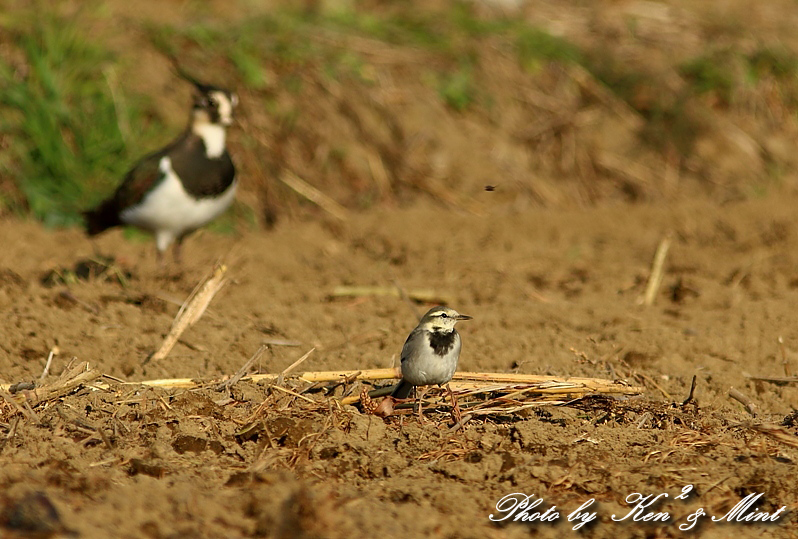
[0,9,158,226]
[680,51,736,105]
[3,2,798,226]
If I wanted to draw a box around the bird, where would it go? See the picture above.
[83,75,239,264]
[391,306,472,422]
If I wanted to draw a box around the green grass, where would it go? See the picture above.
[0,9,158,227]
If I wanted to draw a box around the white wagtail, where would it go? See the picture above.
[391,306,471,421]
[84,74,238,264]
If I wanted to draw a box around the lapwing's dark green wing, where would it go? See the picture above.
[84,151,167,235]
[113,154,167,209]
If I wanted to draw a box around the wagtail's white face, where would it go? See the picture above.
[417,306,472,333]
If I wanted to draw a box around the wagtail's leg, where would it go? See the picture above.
[446,383,462,425]
[416,386,428,423]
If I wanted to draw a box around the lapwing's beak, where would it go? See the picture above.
[456,314,472,321]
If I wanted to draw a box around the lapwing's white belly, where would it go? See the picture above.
[120,157,236,250]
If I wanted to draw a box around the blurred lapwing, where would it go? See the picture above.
[84,74,239,264]
[391,306,471,422]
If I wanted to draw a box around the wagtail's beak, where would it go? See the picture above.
[456,314,473,321]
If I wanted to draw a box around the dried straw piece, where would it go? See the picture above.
[39,348,57,381]
[279,348,316,379]
[744,373,798,384]
[0,361,643,422]
[341,372,642,407]
[743,423,798,449]
[293,368,399,383]
[280,171,349,222]
[115,368,642,401]
[0,417,19,452]
[636,372,672,400]
[1,362,101,408]
[448,413,473,433]
[728,387,758,417]
[452,371,637,386]
[217,345,267,392]
[150,264,228,362]
[0,389,39,423]
[56,404,112,449]
[98,369,642,419]
[640,234,672,306]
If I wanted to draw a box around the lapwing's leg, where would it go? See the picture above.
[173,236,185,265]
[156,232,172,269]
[446,383,462,425]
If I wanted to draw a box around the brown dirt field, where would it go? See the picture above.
[5,0,798,537]
[3,195,798,538]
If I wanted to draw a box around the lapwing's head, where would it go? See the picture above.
[191,81,238,127]
[417,306,471,333]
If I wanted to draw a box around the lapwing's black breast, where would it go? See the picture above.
[428,329,458,356]
[170,137,236,198]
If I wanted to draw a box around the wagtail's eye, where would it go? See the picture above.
[439,313,448,318]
